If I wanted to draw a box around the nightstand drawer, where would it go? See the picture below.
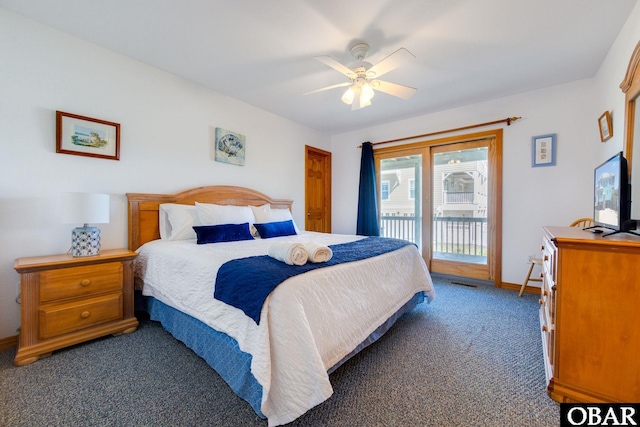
[39,293,123,339]
[39,262,123,302]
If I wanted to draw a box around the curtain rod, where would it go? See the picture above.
[359,116,521,148]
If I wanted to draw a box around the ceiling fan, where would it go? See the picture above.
[305,42,417,111]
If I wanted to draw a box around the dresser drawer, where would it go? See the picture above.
[541,236,556,283]
[39,262,123,302]
[39,293,123,339]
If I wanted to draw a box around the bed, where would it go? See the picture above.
[127,185,435,426]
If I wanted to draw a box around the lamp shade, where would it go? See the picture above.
[341,86,355,105]
[361,83,374,103]
[61,193,110,224]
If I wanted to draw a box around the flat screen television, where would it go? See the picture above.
[593,151,636,236]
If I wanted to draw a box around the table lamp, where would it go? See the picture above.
[61,192,110,257]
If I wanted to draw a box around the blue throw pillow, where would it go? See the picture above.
[254,220,297,239]
[193,223,254,244]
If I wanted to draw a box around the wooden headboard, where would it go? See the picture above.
[126,185,293,250]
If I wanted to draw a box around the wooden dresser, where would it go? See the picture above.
[540,226,640,402]
[13,249,138,366]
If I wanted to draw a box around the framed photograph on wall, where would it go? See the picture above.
[598,111,613,142]
[532,134,556,167]
[56,111,120,160]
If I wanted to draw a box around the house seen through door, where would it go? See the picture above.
[376,131,501,283]
[379,154,423,250]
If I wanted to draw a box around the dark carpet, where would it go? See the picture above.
[0,277,559,426]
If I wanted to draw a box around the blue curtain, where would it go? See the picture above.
[356,142,380,236]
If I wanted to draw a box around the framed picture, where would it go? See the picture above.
[56,111,120,160]
[532,134,557,167]
[215,127,246,166]
[598,111,613,142]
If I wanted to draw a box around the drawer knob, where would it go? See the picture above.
[543,255,549,261]
[80,311,91,319]
[542,325,548,332]
[80,279,91,287]
[539,299,544,305]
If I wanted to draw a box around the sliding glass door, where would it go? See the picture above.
[374,130,502,283]
[430,140,490,279]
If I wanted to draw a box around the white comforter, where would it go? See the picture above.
[135,232,435,426]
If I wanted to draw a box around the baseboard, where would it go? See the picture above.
[501,281,540,295]
[432,273,541,295]
[0,335,18,351]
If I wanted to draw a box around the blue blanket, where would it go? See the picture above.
[214,236,413,324]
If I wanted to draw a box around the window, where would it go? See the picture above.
[381,180,390,200]
[409,178,415,200]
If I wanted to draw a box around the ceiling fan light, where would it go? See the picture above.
[359,98,372,108]
[361,83,375,103]
[359,93,371,108]
[341,86,355,104]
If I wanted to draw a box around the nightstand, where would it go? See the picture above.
[13,249,138,366]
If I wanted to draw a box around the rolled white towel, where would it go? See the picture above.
[268,242,308,266]
[304,242,333,263]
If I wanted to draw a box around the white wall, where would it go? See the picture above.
[593,1,640,160]
[331,80,595,285]
[0,9,330,339]
[592,1,640,220]
[331,1,640,286]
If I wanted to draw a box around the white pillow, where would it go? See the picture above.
[251,204,299,232]
[250,204,272,223]
[159,204,198,241]
[196,202,256,226]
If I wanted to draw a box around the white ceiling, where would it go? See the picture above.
[1,0,637,135]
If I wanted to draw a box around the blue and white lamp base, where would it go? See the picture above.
[71,224,101,257]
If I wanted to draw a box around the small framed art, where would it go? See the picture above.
[215,127,246,166]
[56,111,120,160]
[532,134,556,167]
[598,111,612,142]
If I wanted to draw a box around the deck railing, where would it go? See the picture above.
[433,217,487,256]
[380,215,487,256]
[444,191,474,204]
[380,215,417,243]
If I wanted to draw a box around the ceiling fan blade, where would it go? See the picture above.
[303,82,352,95]
[371,80,417,100]
[315,55,356,78]
[366,48,415,79]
